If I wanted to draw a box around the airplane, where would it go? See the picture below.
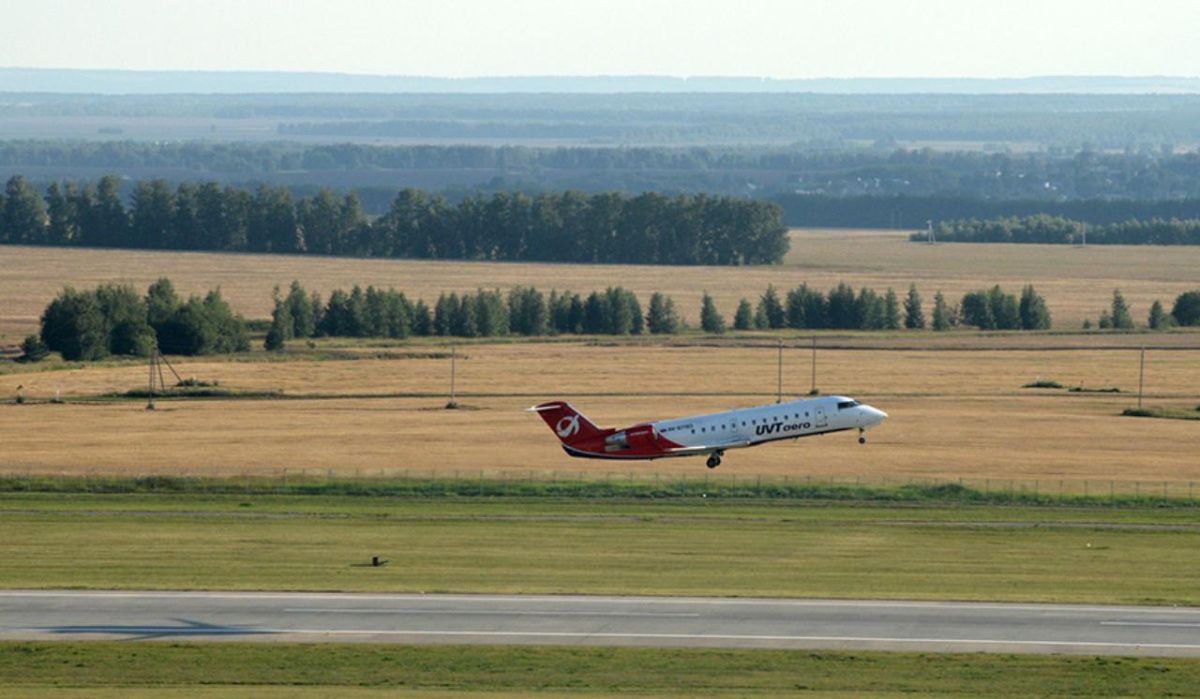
[530,395,887,468]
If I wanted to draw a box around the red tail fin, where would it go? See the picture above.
[530,401,606,445]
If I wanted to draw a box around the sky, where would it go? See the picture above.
[1,0,1198,78]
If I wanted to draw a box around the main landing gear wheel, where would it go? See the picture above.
[706,453,722,469]
[858,428,867,445]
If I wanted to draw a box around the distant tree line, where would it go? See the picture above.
[38,279,248,360]
[12,139,1200,225]
[0,175,788,265]
[913,215,1200,245]
[773,194,1200,229]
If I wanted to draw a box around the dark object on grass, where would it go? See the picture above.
[1069,386,1121,393]
[1022,380,1063,389]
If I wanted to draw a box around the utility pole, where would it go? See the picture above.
[147,349,157,410]
[448,343,458,408]
[776,339,783,403]
[926,219,935,244]
[1138,347,1145,409]
[810,336,818,395]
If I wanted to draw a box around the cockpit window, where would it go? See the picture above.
[837,400,861,410]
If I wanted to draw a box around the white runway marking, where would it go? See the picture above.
[283,608,700,618]
[1101,621,1200,628]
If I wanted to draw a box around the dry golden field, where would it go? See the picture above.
[4,229,1200,341]
[2,340,1197,482]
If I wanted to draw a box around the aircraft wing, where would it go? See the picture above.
[663,440,752,455]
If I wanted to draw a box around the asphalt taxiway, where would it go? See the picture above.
[3,591,1200,656]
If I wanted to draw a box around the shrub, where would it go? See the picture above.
[19,335,49,362]
[1172,290,1200,326]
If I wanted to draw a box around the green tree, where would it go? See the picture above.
[158,298,217,355]
[95,283,154,356]
[432,293,455,336]
[757,285,786,329]
[265,286,294,351]
[1148,299,1172,330]
[1018,285,1052,330]
[4,175,47,243]
[1110,289,1134,329]
[826,283,857,329]
[604,287,635,335]
[473,289,508,337]
[285,281,316,338]
[451,293,479,337]
[411,299,433,336]
[146,278,181,331]
[882,288,902,330]
[960,290,995,329]
[931,291,951,331]
[988,286,1021,330]
[508,287,547,336]
[203,290,250,353]
[733,298,754,330]
[89,175,129,247]
[45,182,79,245]
[646,292,681,334]
[700,292,725,334]
[903,284,925,329]
[40,288,108,360]
[1171,290,1200,326]
[854,288,884,329]
[130,179,176,249]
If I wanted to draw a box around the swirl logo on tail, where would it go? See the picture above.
[556,414,581,438]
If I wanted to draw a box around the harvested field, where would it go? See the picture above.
[4,229,1199,340]
[2,341,1197,482]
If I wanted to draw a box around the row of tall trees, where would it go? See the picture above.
[39,279,249,360]
[1088,289,1200,329]
[0,175,789,265]
[728,284,1050,332]
[916,215,1200,245]
[266,282,669,347]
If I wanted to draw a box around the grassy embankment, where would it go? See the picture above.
[4,643,1200,697]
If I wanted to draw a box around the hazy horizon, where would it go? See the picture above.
[4,68,1200,95]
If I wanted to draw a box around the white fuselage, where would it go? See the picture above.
[653,395,887,451]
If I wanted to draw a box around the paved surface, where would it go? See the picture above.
[3,591,1200,656]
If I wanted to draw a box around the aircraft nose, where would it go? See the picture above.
[862,405,887,423]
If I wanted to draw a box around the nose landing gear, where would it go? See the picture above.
[858,428,867,445]
[706,451,723,469]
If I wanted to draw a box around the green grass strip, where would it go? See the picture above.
[2,643,1199,697]
[2,494,1198,604]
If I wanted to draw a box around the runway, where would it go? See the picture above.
[3,590,1200,656]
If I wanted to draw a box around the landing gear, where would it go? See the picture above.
[857,428,867,445]
[706,451,723,469]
